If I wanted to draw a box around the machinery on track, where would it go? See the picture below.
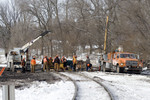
[6,31,51,71]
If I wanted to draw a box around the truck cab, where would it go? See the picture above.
[7,48,23,71]
[111,52,143,73]
[100,51,143,73]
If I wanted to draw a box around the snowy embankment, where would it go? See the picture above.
[0,87,1,99]
[82,72,150,100]
[0,81,74,100]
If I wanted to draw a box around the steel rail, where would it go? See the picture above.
[53,72,78,100]
[78,73,115,100]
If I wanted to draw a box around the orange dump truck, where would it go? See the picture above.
[100,51,143,73]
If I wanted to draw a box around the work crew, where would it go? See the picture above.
[30,57,36,73]
[43,56,49,72]
[49,57,54,70]
[73,55,77,71]
[21,58,26,73]
[61,56,67,70]
[86,56,92,71]
[41,57,44,71]
[98,56,103,71]
[54,55,60,71]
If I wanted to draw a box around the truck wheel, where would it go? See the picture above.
[116,65,120,73]
[103,63,106,72]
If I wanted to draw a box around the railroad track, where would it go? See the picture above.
[80,73,115,100]
[52,72,78,100]
[59,72,115,100]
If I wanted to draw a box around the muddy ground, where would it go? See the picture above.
[0,65,61,89]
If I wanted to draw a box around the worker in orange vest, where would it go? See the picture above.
[31,57,36,73]
[43,56,49,72]
[86,56,92,71]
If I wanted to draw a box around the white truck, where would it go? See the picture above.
[6,31,51,71]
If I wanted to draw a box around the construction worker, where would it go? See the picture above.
[54,55,60,71]
[41,57,44,71]
[86,56,92,71]
[30,57,36,73]
[49,57,54,70]
[98,56,103,71]
[73,55,77,71]
[61,56,67,70]
[43,56,49,72]
[21,58,26,73]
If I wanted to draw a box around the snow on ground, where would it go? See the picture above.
[62,72,110,100]
[82,71,150,100]
[141,68,150,75]
[1,71,150,100]
[77,81,109,100]
[0,87,1,99]
[0,81,74,100]
[0,64,7,67]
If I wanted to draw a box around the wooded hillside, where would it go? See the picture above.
[0,0,149,59]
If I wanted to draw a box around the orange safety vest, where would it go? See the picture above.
[43,58,48,63]
[31,59,36,65]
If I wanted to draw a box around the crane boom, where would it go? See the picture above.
[21,31,51,52]
[6,30,51,71]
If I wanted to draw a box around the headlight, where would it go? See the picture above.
[121,63,124,65]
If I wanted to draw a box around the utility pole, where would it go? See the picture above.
[104,16,109,54]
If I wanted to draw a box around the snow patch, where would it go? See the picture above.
[0,81,74,100]
[82,72,150,100]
